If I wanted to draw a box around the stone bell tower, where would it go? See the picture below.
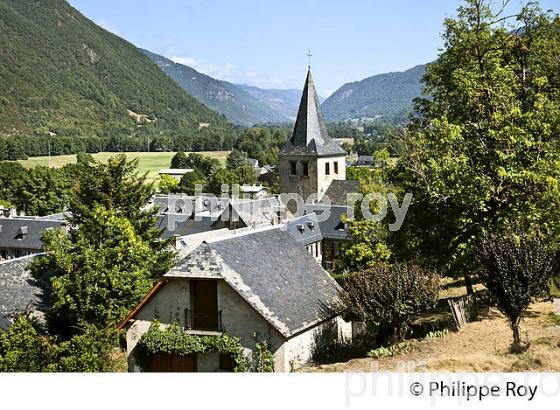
[279,69,347,208]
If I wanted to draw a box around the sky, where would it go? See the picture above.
[68,0,558,97]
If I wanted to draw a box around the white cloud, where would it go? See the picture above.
[170,55,298,89]
[97,19,119,35]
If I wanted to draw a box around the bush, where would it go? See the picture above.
[0,316,50,372]
[340,263,440,345]
[476,229,555,352]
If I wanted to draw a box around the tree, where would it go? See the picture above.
[0,161,25,204]
[207,169,240,196]
[158,174,179,194]
[68,154,173,277]
[171,151,188,169]
[13,166,71,216]
[342,218,392,269]
[235,164,258,185]
[476,229,555,352]
[185,153,221,176]
[177,169,206,195]
[227,149,249,170]
[340,264,440,345]
[0,316,50,372]
[30,206,159,337]
[393,1,560,291]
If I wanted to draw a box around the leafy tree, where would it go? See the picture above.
[0,161,25,204]
[476,229,555,352]
[184,153,221,176]
[68,154,174,276]
[31,206,159,337]
[235,164,258,185]
[13,166,71,216]
[227,149,249,170]
[158,174,179,194]
[342,218,392,269]
[393,1,560,291]
[0,316,50,372]
[171,151,188,169]
[178,169,207,195]
[340,264,440,345]
[207,169,240,196]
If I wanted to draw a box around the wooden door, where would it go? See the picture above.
[149,353,197,372]
[191,280,218,330]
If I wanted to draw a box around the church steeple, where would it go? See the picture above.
[281,69,346,157]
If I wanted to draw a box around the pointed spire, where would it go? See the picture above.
[281,69,346,157]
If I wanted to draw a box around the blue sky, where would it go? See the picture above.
[68,0,558,97]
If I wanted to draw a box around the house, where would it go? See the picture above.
[355,155,374,167]
[285,213,323,263]
[158,169,194,181]
[247,158,259,169]
[304,204,350,270]
[240,184,269,199]
[322,180,360,206]
[118,226,351,372]
[0,217,68,261]
[0,255,45,330]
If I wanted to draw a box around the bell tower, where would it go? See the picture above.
[279,69,347,208]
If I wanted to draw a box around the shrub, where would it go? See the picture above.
[367,341,414,359]
[340,263,440,345]
[476,229,555,352]
[0,316,50,372]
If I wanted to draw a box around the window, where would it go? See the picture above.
[302,161,309,176]
[325,162,330,176]
[334,161,339,174]
[290,161,297,176]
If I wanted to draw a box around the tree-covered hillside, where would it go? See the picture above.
[143,50,289,126]
[321,64,427,123]
[0,0,228,138]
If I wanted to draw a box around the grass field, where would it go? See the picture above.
[17,151,230,181]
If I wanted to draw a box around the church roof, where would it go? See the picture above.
[280,70,347,158]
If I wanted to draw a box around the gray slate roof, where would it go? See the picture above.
[280,70,347,158]
[156,214,217,239]
[322,180,360,206]
[0,255,45,330]
[166,227,341,337]
[304,204,350,240]
[0,218,67,250]
[285,213,322,246]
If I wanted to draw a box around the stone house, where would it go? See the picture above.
[118,226,351,372]
[0,217,68,261]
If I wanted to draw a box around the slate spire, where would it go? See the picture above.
[280,69,346,157]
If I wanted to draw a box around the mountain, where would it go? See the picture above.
[143,50,289,126]
[0,0,227,137]
[321,64,427,123]
[236,85,320,122]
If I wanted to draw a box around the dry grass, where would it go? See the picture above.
[300,301,560,372]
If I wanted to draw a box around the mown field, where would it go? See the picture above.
[17,151,230,181]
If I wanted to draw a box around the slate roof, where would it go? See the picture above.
[0,255,45,330]
[322,180,360,206]
[356,155,374,166]
[0,218,67,250]
[164,227,342,338]
[156,214,217,239]
[280,70,347,158]
[285,213,323,246]
[304,204,350,240]
[229,197,282,228]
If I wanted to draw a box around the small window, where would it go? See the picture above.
[290,161,297,176]
[325,162,330,176]
[302,162,309,176]
[334,161,339,174]
[219,354,235,372]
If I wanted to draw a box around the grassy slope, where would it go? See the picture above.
[0,0,227,136]
[301,279,560,372]
[17,151,230,181]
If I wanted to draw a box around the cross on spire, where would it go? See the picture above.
[306,50,312,68]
